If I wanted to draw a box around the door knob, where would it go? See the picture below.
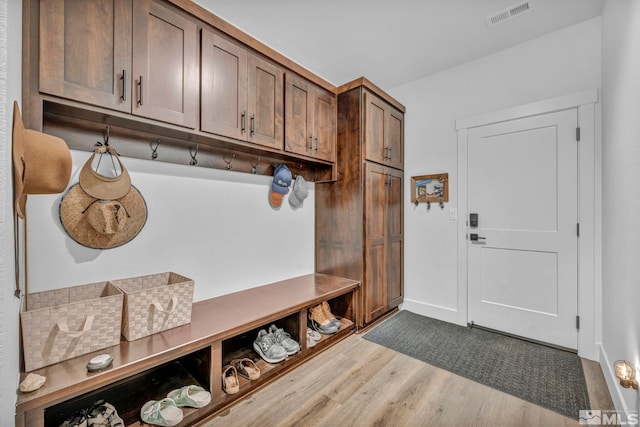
[470,234,486,241]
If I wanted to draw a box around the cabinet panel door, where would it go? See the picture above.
[201,30,248,139]
[387,108,404,170]
[133,0,197,128]
[247,54,283,149]
[387,170,404,308]
[285,74,313,157]
[39,0,132,112]
[364,92,387,164]
[313,88,336,162]
[364,163,388,323]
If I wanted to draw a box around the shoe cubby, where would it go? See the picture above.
[217,312,302,401]
[17,274,359,427]
[43,346,211,427]
[304,293,356,352]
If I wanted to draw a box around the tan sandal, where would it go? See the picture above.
[222,365,239,394]
[231,358,261,381]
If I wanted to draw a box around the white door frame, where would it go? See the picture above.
[455,89,600,360]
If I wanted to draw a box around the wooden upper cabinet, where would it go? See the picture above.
[201,30,284,149]
[39,0,132,112]
[201,30,248,140]
[285,74,313,157]
[132,0,198,128]
[285,74,336,162]
[247,53,284,149]
[387,108,404,170]
[313,90,336,162]
[364,90,404,170]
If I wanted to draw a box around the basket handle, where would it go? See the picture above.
[57,315,95,338]
[151,297,178,315]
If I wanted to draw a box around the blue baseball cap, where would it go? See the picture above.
[270,164,292,207]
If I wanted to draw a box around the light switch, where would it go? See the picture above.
[449,208,457,220]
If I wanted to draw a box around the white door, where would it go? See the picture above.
[467,109,578,349]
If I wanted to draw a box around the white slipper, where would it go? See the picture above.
[167,385,211,408]
[140,398,183,426]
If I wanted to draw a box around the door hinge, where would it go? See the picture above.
[576,127,581,142]
[576,223,580,237]
[576,315,580,330]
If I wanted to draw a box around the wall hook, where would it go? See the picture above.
[189,144,198,166]
[414,201,419,207]
[427,201,431,210]
[224,153,236,170]
[251,156,261,174]
[95,126,111,154]
[150,139,160,160]
[440,201,445,209]
[94,126,117,172]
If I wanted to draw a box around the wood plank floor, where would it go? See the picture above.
[199,333,615,427]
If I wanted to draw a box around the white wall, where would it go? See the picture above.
[389,18,601,324]
[601,0,640,415]
[27,150,315,301]
[1,0,22,421]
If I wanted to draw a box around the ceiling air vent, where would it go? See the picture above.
[485,1,532,27]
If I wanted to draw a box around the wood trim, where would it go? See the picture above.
[337,77,406,113]
[455,89,599,130]
[165,0,336,92]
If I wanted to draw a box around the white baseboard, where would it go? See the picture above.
[401,299,465,326]
[598,343,635,415]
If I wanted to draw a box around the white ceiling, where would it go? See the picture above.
[194,0,603,91]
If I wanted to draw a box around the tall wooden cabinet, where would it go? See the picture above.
[316,78,405,326]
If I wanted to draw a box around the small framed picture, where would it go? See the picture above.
[411,173,448,204]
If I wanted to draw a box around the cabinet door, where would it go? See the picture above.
[132,0,197,128]
[247,54,283,149]
[387,108,404,170]
[364,163,388,323]
[201,30,248,139]
[313,88,336,162]
[387,169,404,308]
[285,74,313,157]
[39,0,132,112]
[364,91,387,165]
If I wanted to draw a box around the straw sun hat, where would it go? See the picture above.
[60,149,147,249]
[12,102,72,218]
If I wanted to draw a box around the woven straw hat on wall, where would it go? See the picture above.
[60,150,147,249]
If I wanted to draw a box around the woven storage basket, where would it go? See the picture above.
[112,272,194,341]
[20,282,123,372]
